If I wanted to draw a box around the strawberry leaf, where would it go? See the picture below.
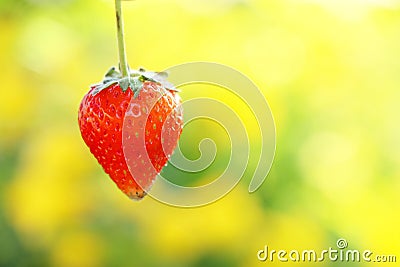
[92,80,118,95]
[119,77,130,92]
[90,67,178,96]
[136,69,178,92]
[105,67,120,78]
[130,78,143,92]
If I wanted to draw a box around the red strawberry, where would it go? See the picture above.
[78,68,183,200]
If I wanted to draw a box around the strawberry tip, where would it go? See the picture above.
[127,189,147,201]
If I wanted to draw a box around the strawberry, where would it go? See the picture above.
[78,68,183,199]
[78,0,183,199]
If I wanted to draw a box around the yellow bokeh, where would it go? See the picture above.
[0,0,399,266]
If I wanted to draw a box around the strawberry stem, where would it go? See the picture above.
[115,0,129,77]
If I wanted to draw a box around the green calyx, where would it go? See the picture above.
[91,67,178,97]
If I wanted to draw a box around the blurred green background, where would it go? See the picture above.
[1,0,399,266]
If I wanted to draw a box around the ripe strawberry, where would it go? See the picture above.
[78,68,183,200]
